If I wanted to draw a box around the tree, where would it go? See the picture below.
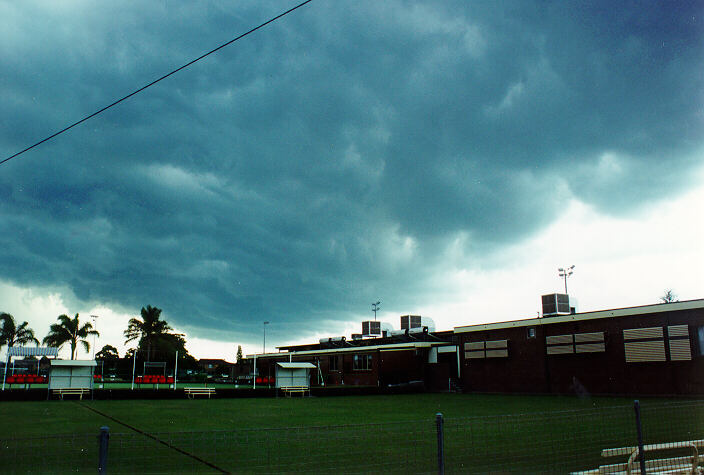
[236,345,243,364]
[124,305,176,362]
[43,313,99,360]
[660,289,678,303]
[95,344,120,361]
[0,313,39,352]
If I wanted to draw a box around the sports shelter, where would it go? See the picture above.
[275,362,316,389]
[49,360,97,390]
[2,346,58,390]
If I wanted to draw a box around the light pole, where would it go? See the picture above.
[372,301,381,321]
[90,315,99,359]
[263,321,270,354]
[558,265,575,294]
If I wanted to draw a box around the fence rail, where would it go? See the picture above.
[1,400,702,473]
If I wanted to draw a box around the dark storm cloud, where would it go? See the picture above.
[0,1,702,342]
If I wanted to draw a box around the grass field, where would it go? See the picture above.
[1,393,702,473]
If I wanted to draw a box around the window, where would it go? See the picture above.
[329,355,339,371]
[353,354,372,370]
[527,327,536,339]
[464,340,508,359]
[623,327,665,362]
[699,327,704,356]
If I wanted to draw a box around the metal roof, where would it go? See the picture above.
[248,341,446,359]
[276,362,317,369]
[50,360,97,367]
[454,299,704,334]
[7,347,59,357]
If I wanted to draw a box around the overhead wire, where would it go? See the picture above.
[0,0,313,167]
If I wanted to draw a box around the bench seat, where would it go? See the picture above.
[51,388,91,400]
[184,387,216,399]
[280,386,310,397]
[573,439,704,474]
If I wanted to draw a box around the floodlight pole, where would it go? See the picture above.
[90,315,99,359]
[2,352,9,391]
[263,321,270,354]
[558,265,575,294]
[131,349,137,390]
[174,351,178,390]
[372,301,381,321]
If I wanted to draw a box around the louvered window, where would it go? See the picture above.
[624,327,666,362]
[464,340,508,359]
[668,325,691,361]
[546,332,606,355]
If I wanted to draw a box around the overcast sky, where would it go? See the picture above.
[1,1,702,361]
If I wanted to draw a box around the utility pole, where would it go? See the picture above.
[372,301,381,321]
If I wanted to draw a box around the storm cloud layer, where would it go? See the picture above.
[1,1,702,343]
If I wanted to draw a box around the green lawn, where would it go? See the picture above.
[0,392,638,435]
[1,394,702,473]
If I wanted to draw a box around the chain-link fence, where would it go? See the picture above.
[1,400,702,473]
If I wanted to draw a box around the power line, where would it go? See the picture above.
[1,0,313,167]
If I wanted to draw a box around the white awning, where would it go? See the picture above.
[276,362,316,369]
[7,347,59,357]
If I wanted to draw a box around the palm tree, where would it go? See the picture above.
[0,313,39,352]
[124,305,174,361]
[42,314,99,360]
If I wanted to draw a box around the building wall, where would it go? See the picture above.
[458,306,704,395]
[254,346,450,389]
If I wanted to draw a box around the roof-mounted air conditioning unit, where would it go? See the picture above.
[541,293,572,317]
[400,315,435,332]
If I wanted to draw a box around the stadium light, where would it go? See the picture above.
[372,301,381,321]
[558,265,575,294]
[263,321,270,354]
[90,315,99,359]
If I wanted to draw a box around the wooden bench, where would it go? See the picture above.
[280,386,310,397]
[184,387,216,399]
[574,439,704,474]
[52,388,91,400]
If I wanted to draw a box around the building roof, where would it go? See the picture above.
[454,298,704,334]
[7,347,58,358]
[276,362,316,369]
[248,341,449,359]
[277,329,453,353]
[50,360,97,367]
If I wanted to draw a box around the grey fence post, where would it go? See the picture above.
[98,426,110,474]
[633,400,646,475]
[436,412,445,475]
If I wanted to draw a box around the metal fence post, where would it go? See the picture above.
[98,426,110,473]
[633,400,646,475]
[436,412,445,475]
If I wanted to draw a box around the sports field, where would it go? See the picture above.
[1,393,702,473]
